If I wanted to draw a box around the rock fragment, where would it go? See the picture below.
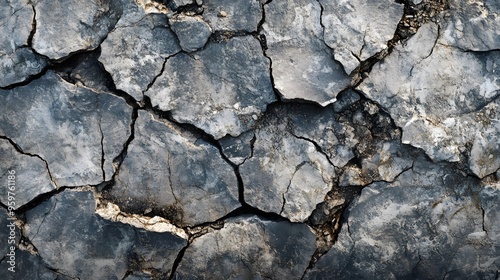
[108,110,240,226]
[146,36,275,139]
[319,0,404,74]
[0,71,132,186]
[175,215,316,279]
[261,0,351,105]
[202,0,262,32]
[170,15,212,52]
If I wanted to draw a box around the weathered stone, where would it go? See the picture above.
[99,0,181,100]
[306,161,499,279]
[146,36,275,139]
[24,190,187,279]
[68,51,115,92]
[175,215,316,279]
[333,90,360,113]
[0,0,48,87]
[0,249,68,279]
[262,0,351,106]
[219,130,255,165]
[239,105,336,222]
[358,22,500,178]
[170,15,212,52]
[0,208,19,259]
[0,71,132,186]
[33,0,121,60]
[109,110,239,226]
[0,139,56,209]
[320,0,404,74]
[441,0,500,51]
[168,0,195,10]
[202,0,262,32]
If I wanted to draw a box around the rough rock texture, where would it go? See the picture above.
[107,110,240,226]
[99,0,181,100]
[306,161,499,279]
[146,36,275,139]
[0,71,132,186]
[175,215,316,279]
[262,0,351,105]
[0,0,48,87]
[320,0,404,74]
[358,22,500,178]
[33,0,121,60]
[1,0,499,279]
[24,190,187,279]
[0,139,56,209]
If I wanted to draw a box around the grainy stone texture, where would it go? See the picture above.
[0,0,48,87]
[24,190,187,279]
[261,0,351,106]
[202,0,262,32]
[169,15,212,52]
[0,139,56,209]
[320,0,404,74]
[33,0,121,60]
[0,71,132,186]
[107,110,240,226]
[305,161,500,280]
[146,36,275,139]
[99,0,181,100]
[175,215,316,279]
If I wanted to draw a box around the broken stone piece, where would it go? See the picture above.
[146,36,275,139]
[170,15,212,52]
[108,110,240,226]
[175,215,316,278]
[203,0,262,32]
[261,0,351,106]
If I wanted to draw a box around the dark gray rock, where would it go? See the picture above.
[0,139,56,209]
[175,215,316,279]
[146,36,275,139]
[0,208,19,259]
[0,249,72,280]
[202,0,262,32]
[108,110,240,226]
[0,0,48,87]
[24,190,187,279]
[219,130,255,165]
[333,90,361,113]
[33,0,121,60]
[170,15,212,52]
[168,0,196,11]
[319,0,404,74]
[305,161,499,279]
[99,0,181,100]
[261,0,351,106]
[0,71,133,186]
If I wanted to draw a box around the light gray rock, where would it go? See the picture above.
[440,0,500,51]
[24,190,187,279]
[319,0,404,74]
[306,161,499,279]
[170,15,212,52]
[32,0,121,60]
[146,36,275,139]
[99,0,181,100]
[358,22,500,178]
[0,71,133,186]
[109,110,240,226]
[262,0,351,106]
[202,0,262,32]
[175,215,316,279]
[239,105,336,222]
[0,139,56,209]
[0,0,48,87]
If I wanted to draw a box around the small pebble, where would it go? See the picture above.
[218,10,227,17]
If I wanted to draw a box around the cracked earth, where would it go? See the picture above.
[0,0,499,279]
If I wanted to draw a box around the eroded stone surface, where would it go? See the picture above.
[202,0,262,32]
[108,110,239,226]
[170,15,212,52]
[0,139,56,209]
[262,0,351,105]
[146,36,275,139]
[306,161,500,280]
[175,215,316,279]
[0,249,69,280]
[0,0,48,87]
[0,71,132,186]
[320,0,404,74]
[24,190,187,279]
[99,0,181,100]
[358,22,500,177]
[33,0,121,60]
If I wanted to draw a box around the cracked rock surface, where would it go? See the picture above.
[0,0,499,279]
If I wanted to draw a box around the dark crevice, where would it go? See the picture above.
[27,4,36,48]
[168,243,189,280]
